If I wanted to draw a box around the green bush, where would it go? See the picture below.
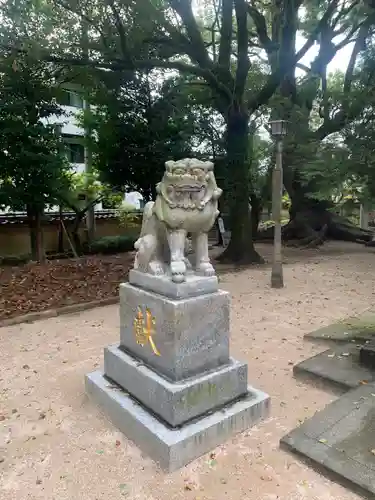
[84,235,136,255]
[0,254,31,266]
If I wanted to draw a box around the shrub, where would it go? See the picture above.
[117,204,142,230]
[84,235,136,255]
[0,254,31,266]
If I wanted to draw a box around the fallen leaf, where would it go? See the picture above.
[0,254,134,322]
[96,450,104,455]
[260,475,273,482]
[360,380,369,385]
[319,439,328,444]
[184,479,196,491]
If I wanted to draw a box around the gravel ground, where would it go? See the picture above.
[1,241,374,500]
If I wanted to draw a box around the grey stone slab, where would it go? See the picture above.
[297,383,375,440]
[119,283,230,381]
[305,311,375,344]
[129,269,218,299]
[294,344,375,390]
[360,341,375,369]
[281,382,375,498]
[86,370,270,472]
[104,344,248,427]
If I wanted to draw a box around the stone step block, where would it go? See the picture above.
[120,283,230,381]
[86,370,270,472]
[104,344,248,427]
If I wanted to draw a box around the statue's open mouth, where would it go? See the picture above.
[173,185,204,193]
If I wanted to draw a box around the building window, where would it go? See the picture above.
[66,143,85,164]
[58,90,84,108]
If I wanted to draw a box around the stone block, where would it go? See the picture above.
[86,370,270,472]
[104,344,248,427]
[360,341,375,369]
[128,269,219,299]
[293,344,375,391]
[119,283,230,381]
[281,382,375,498]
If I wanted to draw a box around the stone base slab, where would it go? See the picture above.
[85,370,270,472]
[104,344,248,427]
[281,382,375,498]
[129,269,218,299]
[304,311,375,344]
[294,344,375,391]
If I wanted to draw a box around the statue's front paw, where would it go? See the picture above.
[149,260,165,275]
[171,260,186,283]
[196,262,215,277]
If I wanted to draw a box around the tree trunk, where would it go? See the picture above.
[250,194,262,238]
[27,205,46,262]
[58,206,64,254]
[71,214,83,255]
[218,108,264,263]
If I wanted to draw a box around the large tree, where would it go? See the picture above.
[256,1,375,244]
[0,52,69,261]
[4,0,374,257]
[1,0,340,263]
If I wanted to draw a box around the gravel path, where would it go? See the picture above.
[1,242,373,500]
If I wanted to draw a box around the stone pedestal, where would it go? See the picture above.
[86,274,270,471]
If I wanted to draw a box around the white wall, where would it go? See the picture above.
[124,192,143,209]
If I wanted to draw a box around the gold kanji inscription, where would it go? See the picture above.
[133,306,161,356]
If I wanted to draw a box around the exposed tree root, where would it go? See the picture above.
[217,241,265,264]
[256,208,373,246]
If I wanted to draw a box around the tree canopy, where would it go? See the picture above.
[1,0,375,260]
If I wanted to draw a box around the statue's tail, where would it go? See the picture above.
[134,201,155,250]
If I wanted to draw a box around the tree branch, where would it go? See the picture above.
[247,0,341,114]
[315,16,374,141]
[53,0,110,53]
[295,0,339,62]
[344,22,370,93]
[246,4,274,56]
[218,0,233,67]
[234,0,250,100]
[169,0,212,68]
[105,0,131,62]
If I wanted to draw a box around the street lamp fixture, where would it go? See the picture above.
[269,119,288,138]
[269,119,287,288]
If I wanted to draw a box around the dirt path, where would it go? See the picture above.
[1,242,373,500]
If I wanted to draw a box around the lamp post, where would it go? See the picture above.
[269,120,287,288]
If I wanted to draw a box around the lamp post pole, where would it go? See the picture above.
[269,120,287,289]
[271,138,284,288]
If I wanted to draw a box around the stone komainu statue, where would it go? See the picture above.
[133,158,222,283]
